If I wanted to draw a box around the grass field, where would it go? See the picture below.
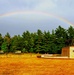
[0,54,74,75]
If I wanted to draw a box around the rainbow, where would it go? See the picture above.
[0,10,74,26]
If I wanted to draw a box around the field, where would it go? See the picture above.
[0,54,74,75]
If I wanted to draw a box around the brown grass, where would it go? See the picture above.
[0,54,74,75]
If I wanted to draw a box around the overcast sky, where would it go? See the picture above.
[0,0,74,36]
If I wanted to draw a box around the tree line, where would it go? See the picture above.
[0,26,74,54]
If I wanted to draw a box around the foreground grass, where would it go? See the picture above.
[0,54,74,75]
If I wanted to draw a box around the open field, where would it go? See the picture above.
[0,54,74,75]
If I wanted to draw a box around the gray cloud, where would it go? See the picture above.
[0,0,74,36]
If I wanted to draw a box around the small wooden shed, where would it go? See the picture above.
[61,46,74,58]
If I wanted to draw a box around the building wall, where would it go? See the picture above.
[70,47,74,58]
[62,46,74,58]
[61,47,69,57]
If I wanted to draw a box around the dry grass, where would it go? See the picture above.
[0,54,74,75]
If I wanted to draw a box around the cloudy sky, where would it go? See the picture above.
[0,0,74,36]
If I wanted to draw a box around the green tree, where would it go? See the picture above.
[1,25,74,54]
[55,26,68,39]
[43,31,51,53]
[0,33,3,50]
[10,35,23,52]
[3,33,11,52]
[1,42,8,53]
[5,32,11,38]
[67,26,74,46]
[36,29,43,53]
[55,26,67,53]
[22,48,27,53]
[22,31,31,52]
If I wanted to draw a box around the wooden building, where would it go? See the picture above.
[61,46,74,58]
